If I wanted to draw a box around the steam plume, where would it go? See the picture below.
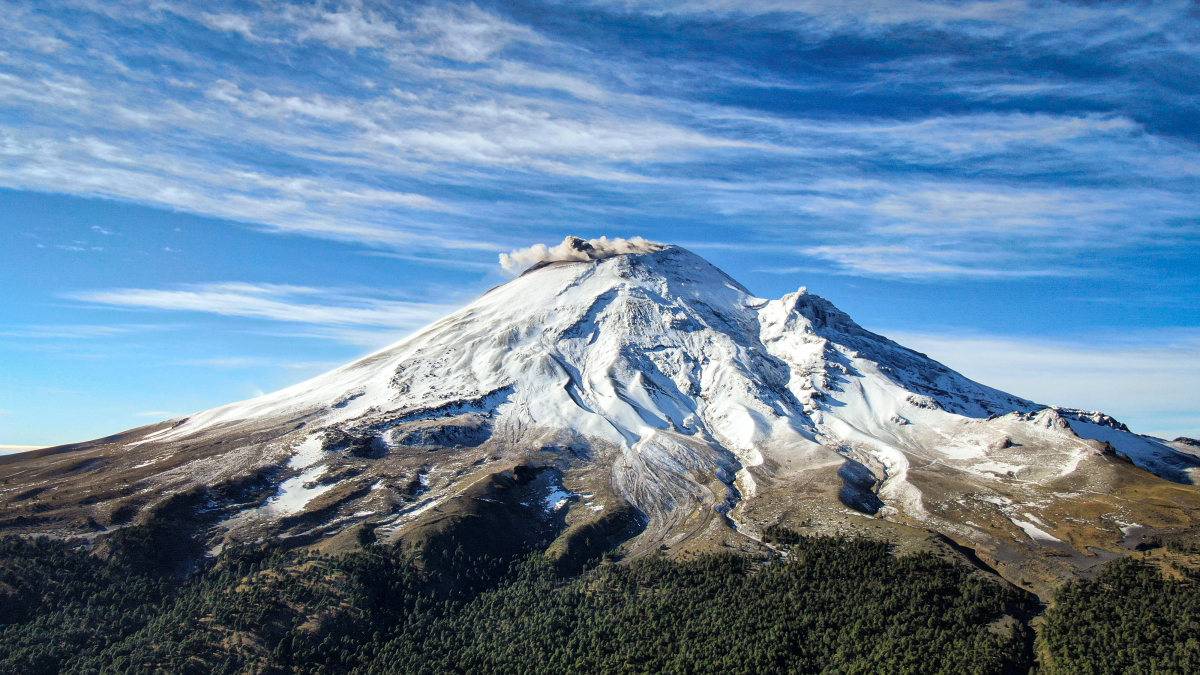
[499,236,666,274]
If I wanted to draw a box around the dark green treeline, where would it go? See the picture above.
[1,531,1195,674]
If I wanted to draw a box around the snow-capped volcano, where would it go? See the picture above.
[4,237,1199,595]
[164,239,1034,443]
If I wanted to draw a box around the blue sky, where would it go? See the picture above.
[1,0,1198,448]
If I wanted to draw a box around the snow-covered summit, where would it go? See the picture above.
[159,238,1193,492]
[164,242,1025,447]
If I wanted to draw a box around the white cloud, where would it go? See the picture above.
[700,173,1195,278]
[594,0,1028,25]
[485,63,609,102]
[593,0,1196,51]
[69,282,457,329]
[888,330,1200,439]
[253,325,412,349]
[200,76,736,167]
[411,3,546,62]
[361,250,498,271]
[422,62,610,102]
[0,52,755,252]
[784,245,1073,279]
[715,110,1190,182]
[180,356,344,371]
[197,12,256,39]
[206,80,363,124]
[368,99,761,165]
[0,324,143,339]
[294,2,401,49]
[869,189,1100,230]
[0,128,464,247]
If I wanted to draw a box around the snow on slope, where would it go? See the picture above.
[147,238,1199,541]
[1061,410,1200,483]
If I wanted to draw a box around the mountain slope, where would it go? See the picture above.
[3,237,1198,596]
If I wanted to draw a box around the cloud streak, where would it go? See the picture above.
[68,282,458,332]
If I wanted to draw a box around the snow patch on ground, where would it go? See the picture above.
[264,466,334,517]
[220,435,337,519]
[1010,516,1064,543]
[969,460,1029,478]
[544,486,577,512]
[401,495,446,520]
[1118,521,1142,537]
[578,492,604,511]
[131,455,169,469]
[288,434,326,471]
[124,426,176,448]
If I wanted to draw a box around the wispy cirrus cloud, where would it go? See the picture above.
[0,2,761,252]
[773,246,1074,280]
[292,1,403,49]
[193,11,256,39]
[408,3,547,62]
[0,324,153,339]
[180,357,344,371]
[592,0,1198,46]
[67,282,458,332]
[0,0,1197,280]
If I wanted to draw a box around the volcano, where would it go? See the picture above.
[4,237,1199,595]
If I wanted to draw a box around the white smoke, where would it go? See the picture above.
[499,236,666,274]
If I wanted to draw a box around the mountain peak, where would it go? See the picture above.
[5,237,1200,599]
